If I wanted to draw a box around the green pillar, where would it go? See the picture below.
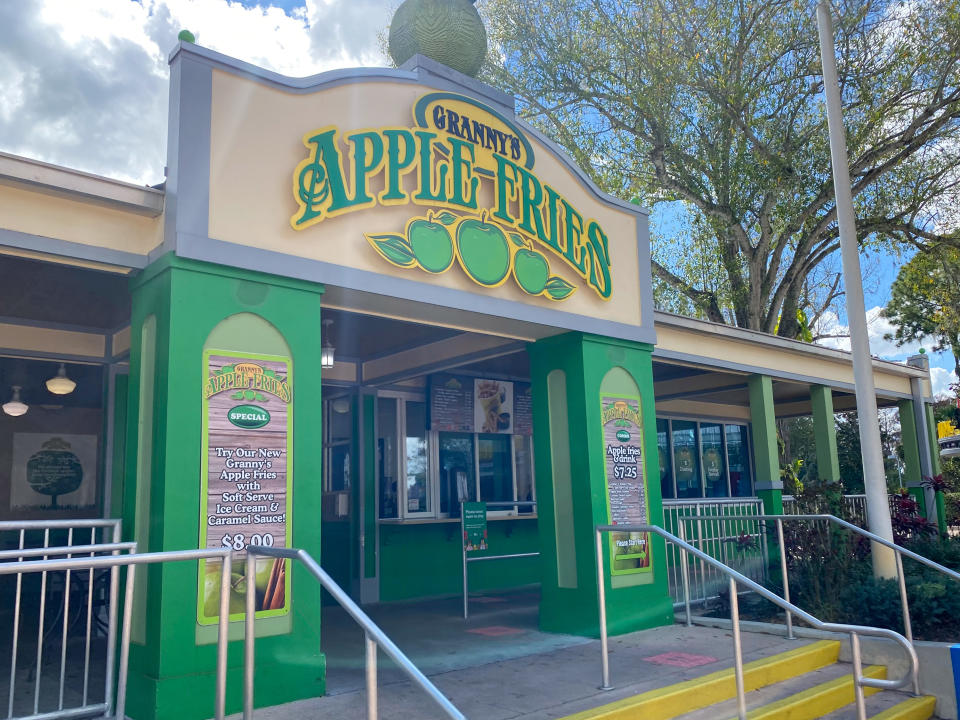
[528,333,673,637]
[124,254,325,720]
[748,375,783,514]
[810,385,840,483]
[926,405,947,533]
[898,399,925,511]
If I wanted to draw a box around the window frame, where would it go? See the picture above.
[657,415,755,499]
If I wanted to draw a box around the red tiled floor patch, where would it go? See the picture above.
[469,596,508,604]
[642,651,718,668]
[466,626,525,637]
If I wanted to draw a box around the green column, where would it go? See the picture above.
[926,405,947,533]
[810,385,840,483]
[528,333,673,637]
[898,399,925,512]
[748,375,783,514]
[124,254,325,720]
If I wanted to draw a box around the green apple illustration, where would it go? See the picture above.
[512,244,550,295]
[407,211,454,273]
[202,563,247,618]
[455,212,511,286]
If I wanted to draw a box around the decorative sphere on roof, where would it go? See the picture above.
[389,0,487,78]
[178,30,196,44]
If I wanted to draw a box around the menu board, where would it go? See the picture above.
[514,383,533,436]
[430,374,532,435]
[429,374,475,432]
[600,395,652,576]
[197,351,292,625]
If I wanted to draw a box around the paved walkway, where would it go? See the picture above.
[234,588,812,719]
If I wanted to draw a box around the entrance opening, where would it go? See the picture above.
[316,307,547,685]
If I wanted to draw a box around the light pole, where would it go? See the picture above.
[816,0,896,578]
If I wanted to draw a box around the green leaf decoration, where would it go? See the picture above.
[366,234,416,268]
[244,389,256,401]
[544,276,577,300]
[230,391,245,400]
[436,212,458,226]
[255,392,267,401]
[510,233,526,249]
[264,369,276,378]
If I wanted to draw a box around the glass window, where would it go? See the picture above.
[672,420,701,498]
[377,397,398,519]
[657,419,673,499]
[514,435,535,512]
[439,432,474,515]
[726,424,753,497]
[329,445,351,492]
[701,423,727,497]
[404,401,429,514]
[324,395,353,493]
[329,396,352,443]
[478,434,513,503]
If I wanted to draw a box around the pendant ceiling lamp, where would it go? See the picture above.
[46,363,76,395]
[321,319,335,369]
[2,386,28,417]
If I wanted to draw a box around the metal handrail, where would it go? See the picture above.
[0,547,233,720]
[677,513,960,669]
[245,545,466,720]
[595,524,919,720]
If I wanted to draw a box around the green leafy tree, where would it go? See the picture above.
[481,0,960,338]
[883,248,960,380]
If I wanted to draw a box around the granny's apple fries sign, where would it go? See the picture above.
[290,92,613,302]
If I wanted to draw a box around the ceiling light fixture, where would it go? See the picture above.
[321,319,336,369]
[2,386,28,417]
[46,363,77,395]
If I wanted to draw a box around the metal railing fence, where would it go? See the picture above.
[595,523,918,720]
[1,542,233,720]
[662,499,766,605]
[679,514,960,648]
[245,545,465,720]
[781,494,874,525]
[0,519,123,720]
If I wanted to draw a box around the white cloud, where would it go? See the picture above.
[815,305,958,396]
[814,306,930,359]
[0,0,394,185]
[931,367,958,398]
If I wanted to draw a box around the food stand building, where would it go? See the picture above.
[0,41,942,719]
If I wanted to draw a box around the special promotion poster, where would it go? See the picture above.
[600,395,652,575]
[197,351,292,625]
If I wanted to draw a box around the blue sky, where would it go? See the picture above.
[0,0,953,393]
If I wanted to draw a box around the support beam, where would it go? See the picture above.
[810,385,841,484]
[748,375,783,514]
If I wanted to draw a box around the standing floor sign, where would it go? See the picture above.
[197,351,292,624]
[601,395,652,575]
[463,502,488,551]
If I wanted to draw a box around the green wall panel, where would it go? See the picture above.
[528,333,673,638]
[123,254,326,720]
[379,520,540,601]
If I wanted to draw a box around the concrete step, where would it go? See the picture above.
[558,640,841,720]
[731,664,886,720]
[818,692,937,720]
[671,661,855,720]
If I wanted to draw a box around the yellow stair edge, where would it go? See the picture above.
[559,639,841,720]
[729,664,886,720]
[870,695,937,720]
